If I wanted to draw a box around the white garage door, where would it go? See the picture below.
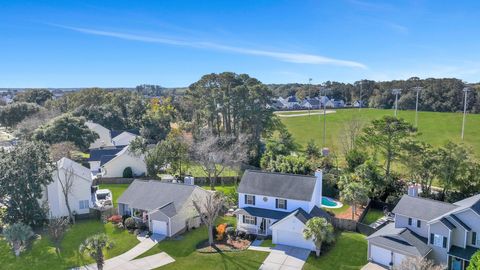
[152,220,168,235]
[370,245,392,267]
[275,230,313,250]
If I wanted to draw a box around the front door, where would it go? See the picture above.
[259,218,267,235]
[450,256,464,270]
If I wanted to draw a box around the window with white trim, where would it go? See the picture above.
[243,215,256,225]
[433,234,443,247]
[79,200,89,210]
[276,199,287,210]
[245,195,255,205]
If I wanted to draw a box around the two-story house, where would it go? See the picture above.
[234,170,330,250]
[367,194,480,270]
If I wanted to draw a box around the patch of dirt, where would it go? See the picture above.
[335,205,366,221]
[197,238,251,253]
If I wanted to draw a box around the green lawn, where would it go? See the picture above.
[361,208,385,225]
[136,216,266,270]
[279,108,480,157]
[200,184,237,194]
[99,184,130,207]
[0,220,139,270]
[303,232,367,270]
[185,165,239,177]
[259,239,275,248]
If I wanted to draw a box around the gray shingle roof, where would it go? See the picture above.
[450,214,471,231]
[238,170,317,201]
[440,217,456,230]
[88,147,123,161]
[368,223,431,257]
[449,245,479,261]
[393,195,458,221]
[234,207,290,220]
[117,180,209,216]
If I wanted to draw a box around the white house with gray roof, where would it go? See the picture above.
[234,170,330,251]
[117,180,211,237]
[367,194,480,270]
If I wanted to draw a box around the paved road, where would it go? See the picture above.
[256,245,310,270]
[74,234,175,270]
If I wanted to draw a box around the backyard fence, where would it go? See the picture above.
[94,176,240,186]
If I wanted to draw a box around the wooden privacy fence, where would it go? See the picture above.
[93,176,240,186]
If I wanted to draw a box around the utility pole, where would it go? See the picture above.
[461,87,471,140]
[392,89,402,117]
[308,78,312,116]
[359,80,363,111]
[321,86,327,147]
[412,86,423,127]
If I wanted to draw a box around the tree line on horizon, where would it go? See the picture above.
[268,77,480,113]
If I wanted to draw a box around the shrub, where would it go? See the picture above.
[237,231,246,239]
[123,167,133,178]
[108,215,122,224]
[124,217,136,230]
[216,223,227,241]
[116,223,124,230]
[225,227,235,240]
[3,223,34,256]
[133,229,141,236]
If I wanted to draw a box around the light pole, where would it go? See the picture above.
[461,87,471,140]
[392,89,402,117]
[308,78,312,116]
[412,86,423,127]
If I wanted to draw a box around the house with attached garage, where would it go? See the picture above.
[367,194,480,270]
[234,170,331,251]
[117,179,211,237]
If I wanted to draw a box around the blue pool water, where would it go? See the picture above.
[322,197,339,207]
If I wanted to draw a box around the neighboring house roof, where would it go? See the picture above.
[118,180,210,215]
[88,147,124,161]
[367,223,431,257]
[287,96,297,103]
[234,207,290,220]
[238,170,317,201]
[453,194,480,216]
[100,155,117,166]
[112,131,137,146]
[56,157,92,181]
[393,195,458,221]
[111,129,140,138]
[448,245,479,261]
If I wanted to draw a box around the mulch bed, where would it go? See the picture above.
[197,238,252,253]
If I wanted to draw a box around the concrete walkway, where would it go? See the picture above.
[74,233,175,270]
[250,244,310,270]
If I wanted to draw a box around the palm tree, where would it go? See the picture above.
[341,181,369,220]
[303,217,335,257]
[79,233,114,270]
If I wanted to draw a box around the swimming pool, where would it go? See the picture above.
[322,196,343,208]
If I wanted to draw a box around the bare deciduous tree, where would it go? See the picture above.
[190,129,248,190]
[192,192,224,246]
[339,116,364,156]
[50,142,79,161]
[393,256,443,270]
[55,163,76,224]
[15,108,58,139]
[47,217,69,253]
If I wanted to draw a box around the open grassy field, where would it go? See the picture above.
[279,108,480,157]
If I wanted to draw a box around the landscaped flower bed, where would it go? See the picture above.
[196,238,251,253]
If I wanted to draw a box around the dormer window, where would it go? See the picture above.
[245,195,255,205]
[276,199,287,210]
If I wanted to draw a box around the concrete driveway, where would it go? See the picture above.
[259,245,310,270]
[74,233,175,270]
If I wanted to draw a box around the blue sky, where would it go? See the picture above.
[1,0,480,87]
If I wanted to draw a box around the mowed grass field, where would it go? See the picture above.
[278,108,480,157]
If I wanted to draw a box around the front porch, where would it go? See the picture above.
[448,245,478,270]
[234,207,290,236]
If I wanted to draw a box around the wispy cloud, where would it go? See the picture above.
[51,24,367,69]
